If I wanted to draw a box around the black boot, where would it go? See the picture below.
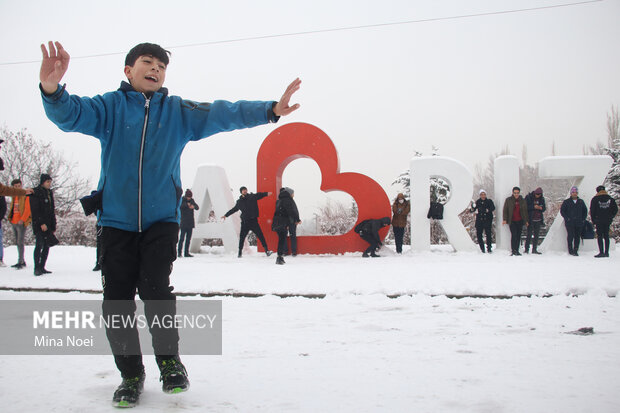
[276,255,285,265]
[157,356,189,394]
[112,371,145,408]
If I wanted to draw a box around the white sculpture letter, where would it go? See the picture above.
[410,156,477,252]
[188,164,242,254]
[493,156,520,250]
[538,156,613,251]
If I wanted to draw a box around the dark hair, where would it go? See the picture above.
[596,185,606,192]
[512,186,520,192]
[11,178,21,186]
[125,43,171,67]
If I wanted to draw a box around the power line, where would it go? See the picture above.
[0,0,604,66]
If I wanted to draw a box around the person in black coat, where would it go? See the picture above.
[590,185,618,257]
[354,217,391,257]
[178,189,199,258]
[560,186,588,256]
[470,189,495,253]
[223,186,272,258]
[0,196,6,266]
[30,174,57,275]
[271,187,300,264]
[524,187,546,254]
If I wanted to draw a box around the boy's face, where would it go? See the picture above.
[124,54,167,94]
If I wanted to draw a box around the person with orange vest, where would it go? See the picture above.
[8,179,32,269]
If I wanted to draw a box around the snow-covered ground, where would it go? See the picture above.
[1,245,619,412]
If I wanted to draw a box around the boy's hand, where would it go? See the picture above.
[274,78,301,117]
[40,41,70,95]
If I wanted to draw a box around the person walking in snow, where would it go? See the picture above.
[471,189,495,253]
[355,217,391,257]
[178,189,199,258]
[524,187,546,254]
[590,185,618,258]
[271,187,300,264]
[560,186,588,256]
[222,186,273,258]
[40,40,301,406]
[391,193,410,254]
[502,186,528,256]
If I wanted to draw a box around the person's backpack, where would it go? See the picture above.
[271,200,288,232]
[354,220,371,234]
[581,221,595,239]
[427,202,444,220]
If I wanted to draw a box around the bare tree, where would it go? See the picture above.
[0,127,91,216]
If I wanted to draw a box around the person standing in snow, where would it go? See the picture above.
[222,186,273,258]
[560,186,588,256]
[29,174,57,275]
[470,189,495,253]
[0,196,6,267]
[8,179,32,269]
[524,187,546,254]
[502,186,528,256]
[178,189,199,258]
[39,40,301,406]
[590,185,618,258]
[271,187,300,264]
[355,217,391,257]
[391,193,410,254]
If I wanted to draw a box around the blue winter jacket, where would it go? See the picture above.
[41,81,278,232]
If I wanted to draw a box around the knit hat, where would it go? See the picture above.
[283,187,294,196]
[534,187,543,195]
[239,186,247,193]
[479,189,486,195]
[185,189,193,198]
[570,186,578,194]
[40,173,52,185]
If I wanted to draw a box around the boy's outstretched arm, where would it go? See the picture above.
[40,41,70,95]
[273,78,301,117]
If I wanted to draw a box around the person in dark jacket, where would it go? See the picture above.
[271,187,300,264]
[560,186,588,256]
[502,186,529,256]
[178,189,199,258]
[391,193,410,254]
[30,174,57,275]
[223,186,272,258]
[0,196,6,267]
[470,189,495,253]
[590,185,618,258]
[282,188,301,256]
[524,187,546,254]
[355,217,391,257]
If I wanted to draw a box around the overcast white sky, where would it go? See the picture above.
[1,0,619,219]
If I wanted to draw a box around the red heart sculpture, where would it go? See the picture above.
[257,122,391,254]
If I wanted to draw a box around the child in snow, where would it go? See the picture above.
[39,40,300,407]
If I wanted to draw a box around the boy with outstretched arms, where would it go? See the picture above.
[39,41,300,407]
